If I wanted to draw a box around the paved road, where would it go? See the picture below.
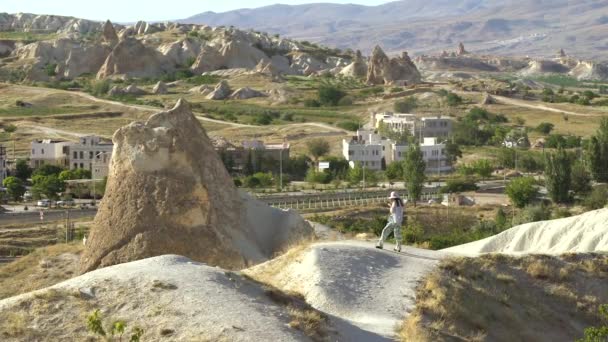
[0,208,97,225]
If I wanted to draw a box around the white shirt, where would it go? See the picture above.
[390,200,404,225]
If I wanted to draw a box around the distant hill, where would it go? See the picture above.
[181,0,608,61]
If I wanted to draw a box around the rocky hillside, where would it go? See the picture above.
[0,13,356,82]
[182,0,608,61]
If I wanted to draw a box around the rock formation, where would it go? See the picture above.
[339,50,367,78]
[124,84,146,95]
[366,46,421,85]
[188,84,213,95]
[102,20,118,46]
[153,81,169,94]
[97,37,173,79]
[230,87,267,99]
[207,80,232,100]
[79,99,313,273]
[558,48,566,58]
[480,92,496,105]
[569,61,608,81]
[457,42,468,56]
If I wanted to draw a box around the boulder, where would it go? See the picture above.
[190,40,269,74]
[125,84,147,95]
[153,81,169,94]
[79,99,313,273]
[188,84,213,95]
[366,46,421,85]
[102,20,119,45]
[230,87,266,99]
[107,85,126,96]
[206,80,232,100]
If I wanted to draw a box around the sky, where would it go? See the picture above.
[1,0,394,22]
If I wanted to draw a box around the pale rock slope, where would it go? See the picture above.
[444,208,608,255]
[245,241,445,340]
[0,255,339,341]
[80,99,312,273]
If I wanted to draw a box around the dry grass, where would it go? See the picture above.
[401,254,608,342]
[288,306,328,342]
[0,243,83,300]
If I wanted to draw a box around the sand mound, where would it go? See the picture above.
[80,99,312,273]
[245,241,444,339]
[0,255,345,341]
[444,209,608,255]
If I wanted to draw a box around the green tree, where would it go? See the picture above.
[495,207,508,229]
[385,162,403,182]
[318,85,346,106]
[306,139,330,167]
[571,162,592,196]
[583,185,608,210]
[588,118,608,182]
[59,168,92,181]
[506,177,538,208]
[32,164,64,177]
[403,144,426,207]
[15,159,32,181]
[472,159,493,180]
[577,304,608,342]
[394,97,417,113]
[535,122,555,135]
[305,169,332,184]
[2,176,25,201]
[32,174,65,200]
[545,147,571,203]
[445,141,462,165]
[377,121,411,143]
[446,92,463,107]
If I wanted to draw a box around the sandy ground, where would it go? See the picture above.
[246,240,448,340]
[444,208,608,255]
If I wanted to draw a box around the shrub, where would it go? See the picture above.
[252,113,273,125]
[336,120,360,131]
[337,96,354,106]
[441,178,478,193]
[305,170,332,184]
[45,63,57,77]
[318,85,346,106]
[577,304,608,342]
[303,99,321,107]
[536,122,555,135]
[583,185,608,210]
[394,97,417,113]
[446,92,463,107]
[506,177,538,208]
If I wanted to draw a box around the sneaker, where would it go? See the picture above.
[375,244,383,249]
[393,247,401,252]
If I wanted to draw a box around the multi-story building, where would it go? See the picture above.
[418,117,452,139]
[216,140,290,174]
[30,139,72,168]
[342,129,390,171]
[343,131,452,174]
[69,136,114,176]
[371,112,453,139]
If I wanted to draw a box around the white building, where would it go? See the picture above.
[69,136,113,177]
[371,112,453,139]
[30,139,72,168]
[343,131,452,174]
[342,129,390,171]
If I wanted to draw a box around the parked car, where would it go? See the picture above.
[57,199,75,207]
[36,199,50,207]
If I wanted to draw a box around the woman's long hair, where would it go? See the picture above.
[392,198,403,207]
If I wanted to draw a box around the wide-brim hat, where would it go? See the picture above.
[388,192,400,199]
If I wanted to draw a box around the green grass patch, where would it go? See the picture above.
[0,106,97,117]
[0,31,58,42]
[529,75,608,89]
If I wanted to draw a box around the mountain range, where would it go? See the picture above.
[181,0,608,61]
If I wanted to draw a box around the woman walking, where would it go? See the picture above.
[376,192,405,252]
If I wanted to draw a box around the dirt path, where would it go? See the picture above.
[492,95,602,117]
[18,123,86,138]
